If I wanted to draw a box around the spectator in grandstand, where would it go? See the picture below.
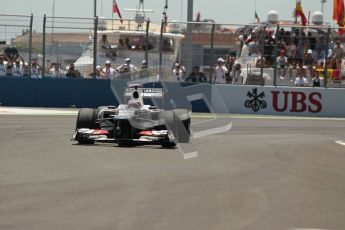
[5,63,13,76]
[30,56,42,78]
[48,63,65,78]
[292,29,300,45]
[185,66,207,83]
[296,31,307,62]
[116,58,138,78]
[276,28,285,41]
[286,40,297,63]
[3,47,19,63]
[304,49,316,78]
[295,65,308,86]
[255,57,267,68]
[263,30,275,65]
[307,32,317,51]
[287,61,294,82]
[246,34,258,56]
[118,38,125,49]
[312,70,321,87]
[277,39,287,54]
[125,37,132,49]
[99,34,117,60]
[88,65,104,78]
[22,64,30,77]
[0,55,8,76]
[117,64,131,78]
[225,56,235,84]
[179,61,186,74]
[250,46,262,60]
[236,35,244,58]
[171,61,186,75]
[283,31,292,45]
[214,57,228,84]
[327,56,337,70]
[66,63,81,78]
[103,36,116,57]
[94,65,106,79]
[317,36,328,59]
[315,59,325,70]
[171,62,184,81]
[276,50,288,79]
[103,60,117,79]
[231,60,243,85]
[12,59,24,77]
[332,40,344,71]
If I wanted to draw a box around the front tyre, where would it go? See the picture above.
[161,142,176,148]
[76,108,97,129]
[76,108,97,144]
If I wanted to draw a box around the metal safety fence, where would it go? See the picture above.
[1,13,345,88]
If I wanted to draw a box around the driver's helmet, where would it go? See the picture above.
[132,90,139,99]
[127,90,142,109]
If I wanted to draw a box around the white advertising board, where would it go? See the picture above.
[214,85,345,117]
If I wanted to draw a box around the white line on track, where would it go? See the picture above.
[293,229,330,230]
[0,107,78,116]
[194,113,345,121]
[292,229,331,230]
[1,107,345,121]
[335,140,345,146]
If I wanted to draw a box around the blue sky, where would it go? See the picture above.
[0,0,334,25]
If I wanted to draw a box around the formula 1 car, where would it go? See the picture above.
[72,85,190,148]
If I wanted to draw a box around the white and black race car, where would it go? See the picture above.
[72,85,190,148]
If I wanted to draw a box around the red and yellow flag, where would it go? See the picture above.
[334,0,344,20]
[294,0,307,26]
[334,0,345,34]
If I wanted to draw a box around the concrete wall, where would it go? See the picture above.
[0,77,344,117]
[0,77,118,108]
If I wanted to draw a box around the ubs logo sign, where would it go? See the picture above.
[244,88,323,113]
[271,91,322,113]
[244,88,267,112]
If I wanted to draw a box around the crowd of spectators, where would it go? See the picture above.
[167,26,345,87]
[170,57,243,84]
[236,26,345,86]
[0,47,31,77]
[0,50,144,79]
[2,26,344,87]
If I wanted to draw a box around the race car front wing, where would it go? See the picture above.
[73,128,176,145]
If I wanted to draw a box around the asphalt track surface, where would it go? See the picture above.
[1,113,345,230]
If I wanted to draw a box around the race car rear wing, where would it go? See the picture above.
[124,88,164,98]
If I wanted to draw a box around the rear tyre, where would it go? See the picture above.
[76,108,97,144]
[160,109,190,143]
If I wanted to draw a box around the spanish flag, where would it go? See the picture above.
[334,0,345,34]
[294,0,307,26]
